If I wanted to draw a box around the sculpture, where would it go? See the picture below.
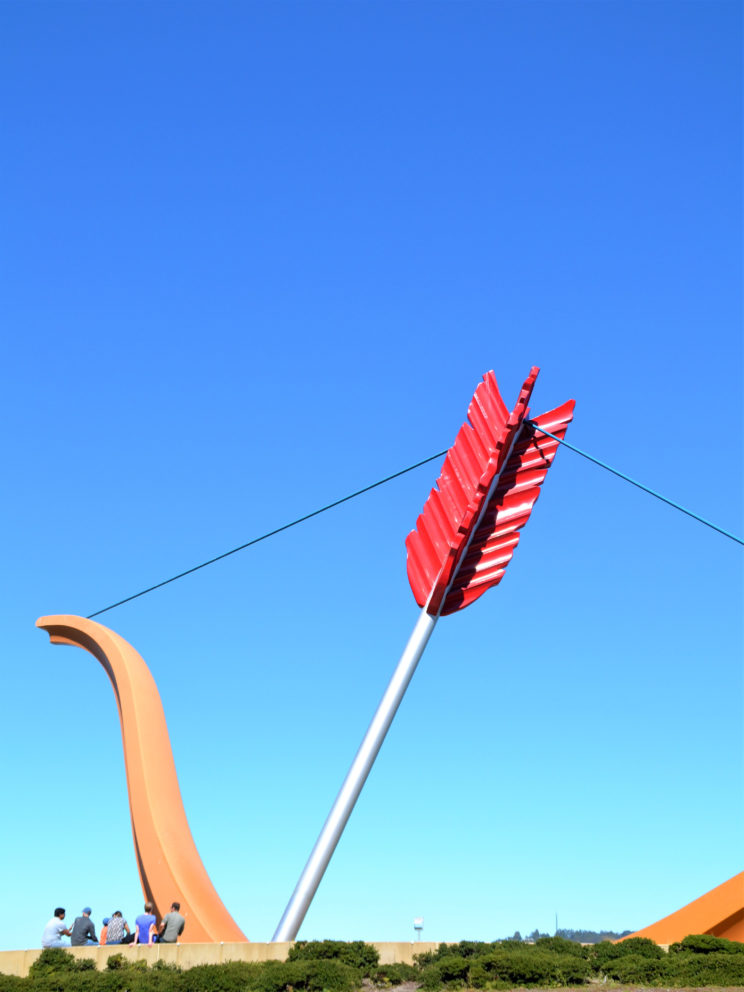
[626,873,744,944]
[36,615,247,944]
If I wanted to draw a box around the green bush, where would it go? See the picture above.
[179,961,266,992]
[254,961,297,992]
[601,952,669,984]
[591,935,663,971]
[414,943,498,967]
[24,973,104,992]
[674,932,744,955]
[104,955,127,971]
[255,959,361,992]
[412,948,439,968]
[547,951,593,985]
[32,935,744,992]
[465,960,490,988]
[467,948,590,988]
[534,936,587,958]
[418,945,594,990]
[150,961,180,972]
[287,941,379,977]
[438,943,494,961]
[667,950,744,986]
[370,964,418,986]
[419,954,470,990]
[29,950,96,977]
[0,977,27,992]
[468,950,551,988]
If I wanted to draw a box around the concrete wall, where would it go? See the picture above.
[0,941,441,978]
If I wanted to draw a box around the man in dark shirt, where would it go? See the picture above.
[70,908,98,946]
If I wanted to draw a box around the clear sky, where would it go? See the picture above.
[1,0,742,954]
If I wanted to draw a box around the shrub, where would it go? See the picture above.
[370,964,418,986]
[465,960,490,988]
[613,936,663,958]
[30,949,92,977]
[256,959,361,992]
[674,932,744,955]
[548,951,593,985]
[150,960,181,973]
[0,978,26,992]
[440,943,494,961]
[419,954,470,990]
[467,948,591,988]
[468,949,552,988]
[413,947,441,968]
[534,936,588,958]
[591,935,663,972]
[254,961,297,992]
[602,952,669,984]
[23,972,104,992]
[415,942,499,967]
[180,961,267,992]
[667,950,744,986]
[288,941,379,977]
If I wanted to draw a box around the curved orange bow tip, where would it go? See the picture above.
[37,615,248,943]
[624,872,744,944]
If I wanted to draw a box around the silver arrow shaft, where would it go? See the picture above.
[272,607,438,942]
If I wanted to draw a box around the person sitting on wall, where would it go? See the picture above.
[158,902,186,943]
[132,902,158,945]
[41,908,72,948]
[105,911,131,945]
[100,918,110,945]
[70,908,98,946]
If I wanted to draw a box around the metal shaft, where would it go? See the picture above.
[272,607,438,942]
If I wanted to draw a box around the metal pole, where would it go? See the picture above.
[273,423,530,942]
[272,607,438,942]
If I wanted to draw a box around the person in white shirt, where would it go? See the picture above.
[41,908,72,948]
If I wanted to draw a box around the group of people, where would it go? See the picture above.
[41,902,186,948]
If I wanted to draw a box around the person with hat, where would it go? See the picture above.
[70,908,98,946]
[100,918,110,945]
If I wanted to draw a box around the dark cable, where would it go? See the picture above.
[89,422,743,620]
[87,449,448,618]
[526,421,744,546]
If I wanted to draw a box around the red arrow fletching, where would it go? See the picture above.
[406,368,575,616]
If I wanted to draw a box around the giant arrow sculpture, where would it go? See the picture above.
[273,366,575,941]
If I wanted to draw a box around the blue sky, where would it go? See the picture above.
[1,0,741,953]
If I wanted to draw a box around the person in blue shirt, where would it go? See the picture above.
[132,902,158,945]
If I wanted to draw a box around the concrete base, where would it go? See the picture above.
[0,941,441,978]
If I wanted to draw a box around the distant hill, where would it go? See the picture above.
[557,928,633,943]
[507,928,633,943]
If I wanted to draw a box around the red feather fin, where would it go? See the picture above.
[406,369,574,616]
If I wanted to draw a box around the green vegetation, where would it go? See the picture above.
[5,936,744,990]
[554,929,631,945]
[288,940,380,976]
